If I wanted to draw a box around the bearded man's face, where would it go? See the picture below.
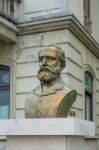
[37,47,61,82]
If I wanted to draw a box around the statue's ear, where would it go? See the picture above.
[60,65,64,71]
[60,62,66,71]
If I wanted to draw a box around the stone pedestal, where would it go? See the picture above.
[0,118,95,150]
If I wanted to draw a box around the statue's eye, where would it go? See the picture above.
[47,57,56,61]
[39,57,44,62]
[39,56,56,63]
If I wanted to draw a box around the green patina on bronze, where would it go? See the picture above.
[25,46,77,118]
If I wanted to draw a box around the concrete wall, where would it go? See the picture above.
[68,0,84,24]
[91,0,99,43]
[0,135,98,150]
[66,31,99,124]
[17,0,84,25]
[17,0,68,23]
[7,136,98,150]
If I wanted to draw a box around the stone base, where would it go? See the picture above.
[0,118,96,150]
[7,136,86,150]
[0,118,95,136]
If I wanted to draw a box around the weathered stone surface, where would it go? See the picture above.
[0,16,18,43]
[18,0,68,23]
[0,118,95,136]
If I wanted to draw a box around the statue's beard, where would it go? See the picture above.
[37,66,60,82]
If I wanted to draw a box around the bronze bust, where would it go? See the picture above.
[25,46,77,118]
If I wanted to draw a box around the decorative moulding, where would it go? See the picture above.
[0,15,18,43]
[18,15,99,59]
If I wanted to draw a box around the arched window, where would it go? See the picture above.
[85,71,93,121]
[0,65,10,119]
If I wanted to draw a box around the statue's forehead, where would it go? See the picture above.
[39,48,57,58]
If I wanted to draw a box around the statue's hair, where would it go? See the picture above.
[54,45,66,70]
[38,45,66,70]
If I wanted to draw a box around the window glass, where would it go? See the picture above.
[0,68,10,85]
[0,66,10,119]
[85,71,93,93]
[85,71,93,121]
[85,93,92,121]
[0,89,10,119]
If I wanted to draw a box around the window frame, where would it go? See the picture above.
[85,71,93,121]
[0,0,18,19]
[0,58,16,119]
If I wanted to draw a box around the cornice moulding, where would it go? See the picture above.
[0,15,18,43]
[18,15,99,58]
[0,15,18,32]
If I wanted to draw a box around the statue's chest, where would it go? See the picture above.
[36,90,64,117]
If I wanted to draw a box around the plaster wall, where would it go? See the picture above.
[68,0,84,24]
[91,0,99,43]
[17,0,68,23]
[17,0,84,25]
[0,136,97,150]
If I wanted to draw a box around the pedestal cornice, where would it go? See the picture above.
[0,118,95,136]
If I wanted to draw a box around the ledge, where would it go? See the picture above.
[0,136,7,141]
[0,118,95,136]
[18,15,99,59]
[0,15,18,43]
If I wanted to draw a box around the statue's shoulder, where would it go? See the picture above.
[25,85,41,118]
[26,84,41,101]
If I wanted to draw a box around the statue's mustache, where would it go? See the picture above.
[38,66,56,74]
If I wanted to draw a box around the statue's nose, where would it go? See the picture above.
[42,57,47,65]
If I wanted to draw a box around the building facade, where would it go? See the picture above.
[0,0,99,136]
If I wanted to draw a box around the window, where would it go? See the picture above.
[0,65,10,119]
[0,0,5,12]
[84,0,92,33]
[84,0,90,18]
[85,71,93,121]
[0,0,15,17]
[10,0,14,17]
